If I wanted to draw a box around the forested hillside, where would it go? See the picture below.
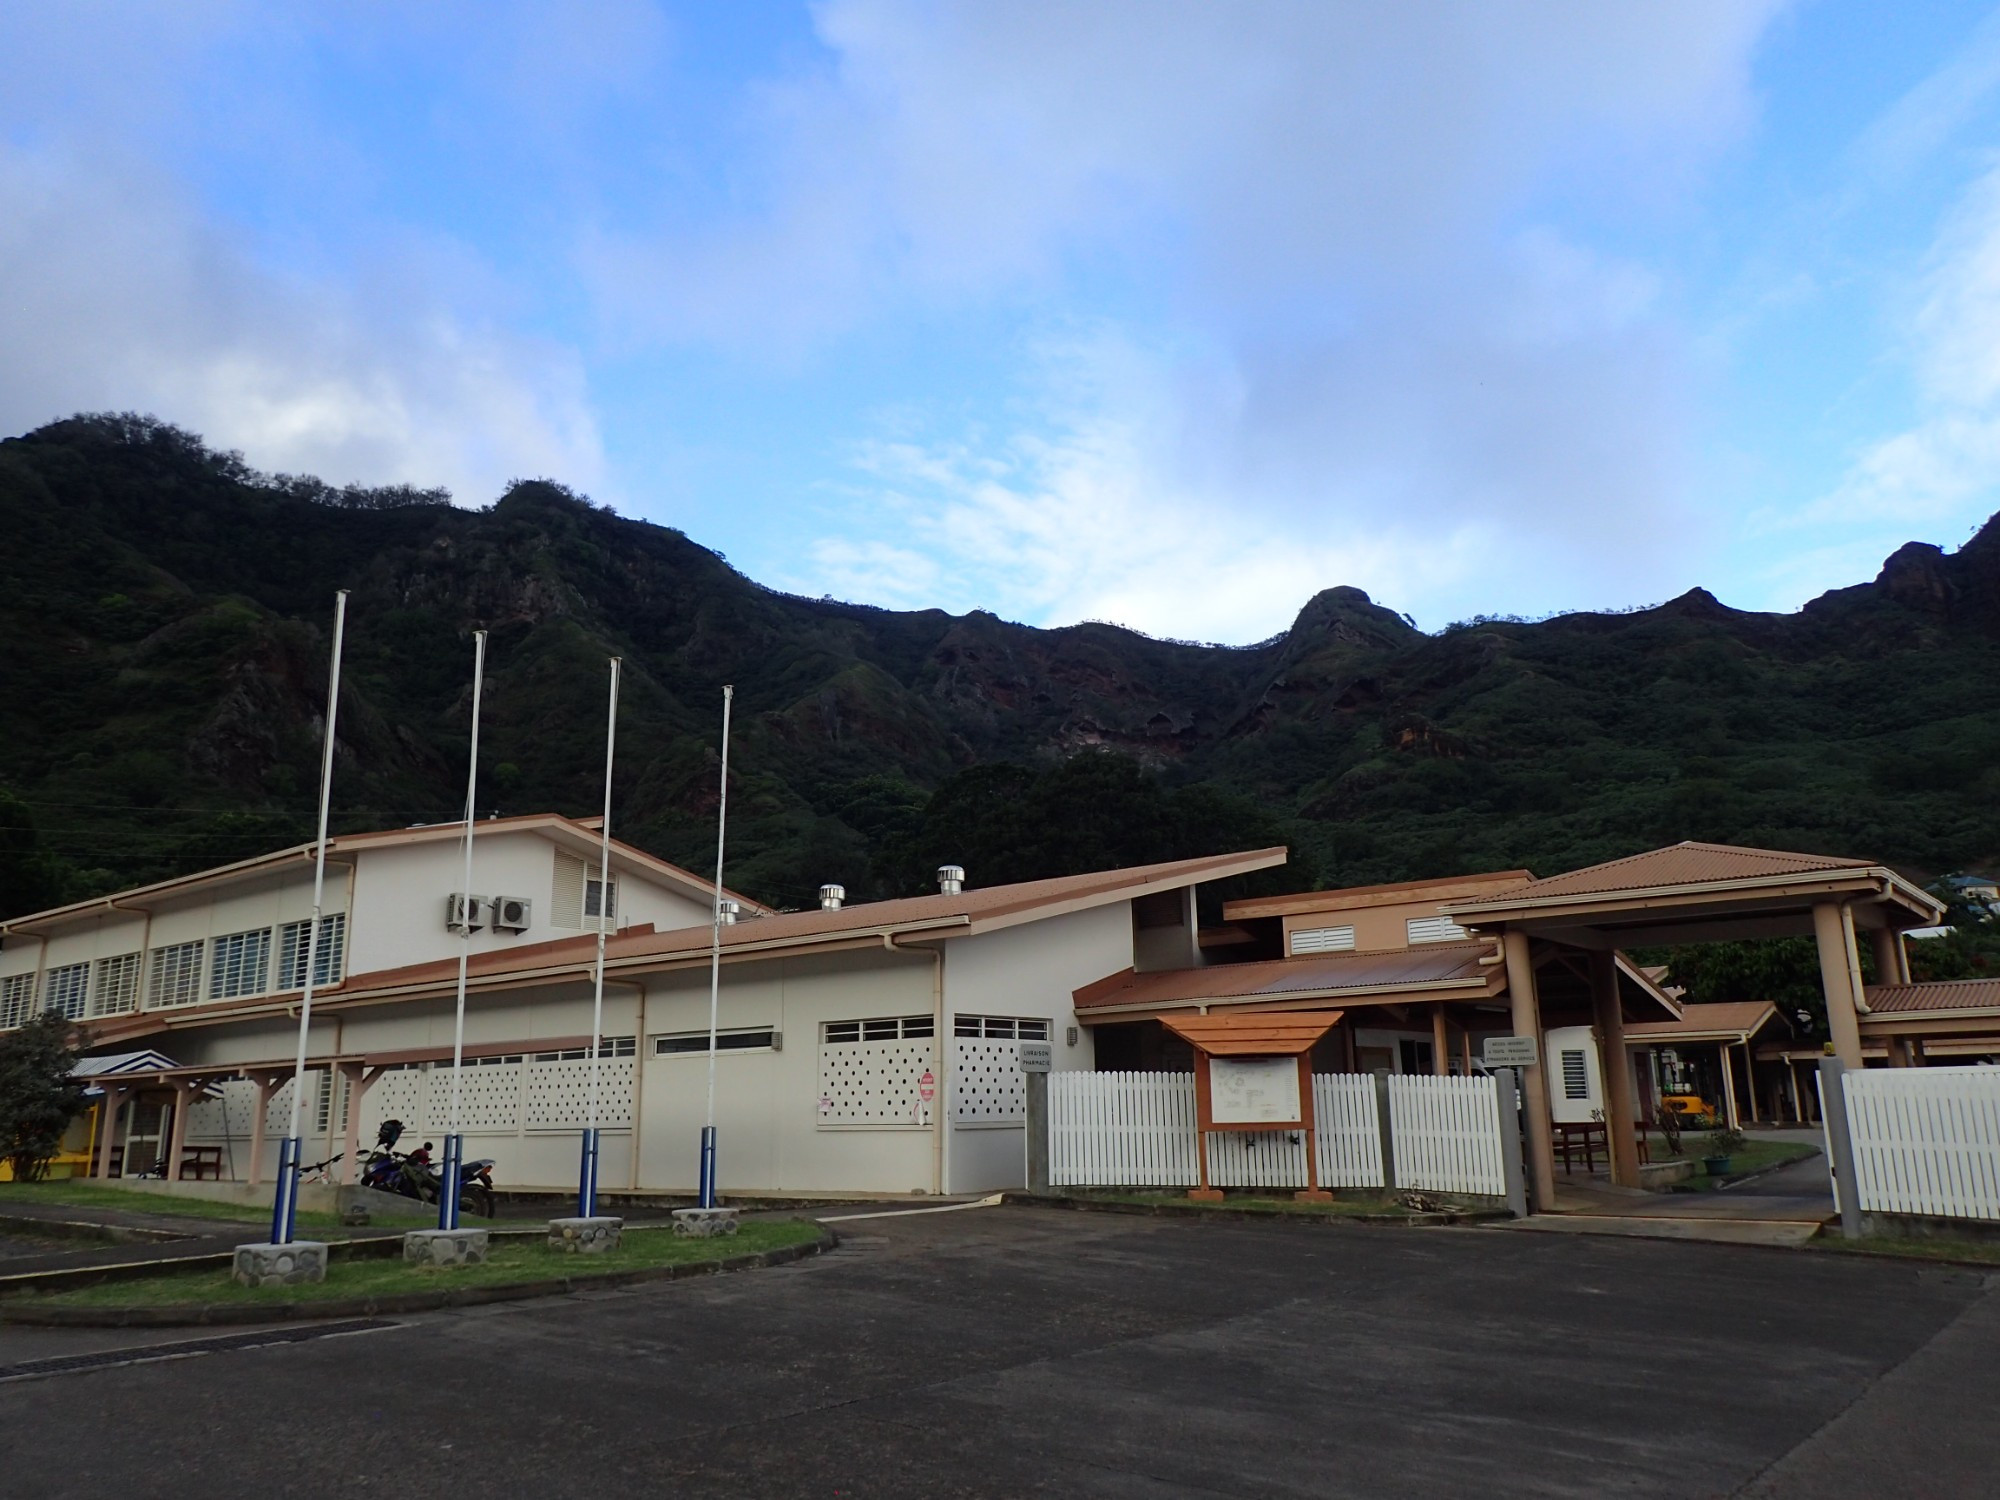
[3,412,1997,917]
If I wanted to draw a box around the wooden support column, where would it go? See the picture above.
[1785,1062,1803,1124]
[1813,901,1866,1070]
[1870,925,1910,988]
[1719,1044,1740,1130]
[1431,1005,1450,1076]
[94,1086,132,1178]
[163,1082,195,1182]
[1884,1035,1911,1067]
[1502,930,1557,1212]
[1587,950,1642,1188]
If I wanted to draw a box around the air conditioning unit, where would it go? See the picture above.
[445,893,488,932]
[491,896,532,932]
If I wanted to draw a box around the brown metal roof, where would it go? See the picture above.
[79,848,1289,1045]
[1074,943,1498,1015]
[1625,1001,1783,1043]
[0,812,768,933]
[1161,1011,1345,1056]
[1476,842,1871,902]
[1223,870,1532,920]
[1864,979,2000,1015]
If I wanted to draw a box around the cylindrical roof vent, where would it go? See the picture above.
[938,864,965,896]
[819,883,846,911]
[718,899,741,925]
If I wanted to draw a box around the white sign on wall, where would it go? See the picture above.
[1207,1056,1301,1124]
[1483,1035,1539,1069]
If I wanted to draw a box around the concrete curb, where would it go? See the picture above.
[0,1226,837,1327]
[0,1213,189,1245]
[1000,1191,1510,1228]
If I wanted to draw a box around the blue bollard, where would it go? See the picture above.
[577,1128,599,1219]
[698,1125,719,1209]
[438,1133,462,1230]
[271,1136,302,1244]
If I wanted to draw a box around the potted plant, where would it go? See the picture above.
[1702,1128,1746,1177]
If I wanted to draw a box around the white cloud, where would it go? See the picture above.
[0,141,602,504]
[1797,158,2000,540]
[600,2,1784,632]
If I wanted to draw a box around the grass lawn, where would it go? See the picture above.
[12,1220,824,1308]
[1642,1136,1818,1188]
[0,1180,435,1231]
[1070,1190,1478,1218]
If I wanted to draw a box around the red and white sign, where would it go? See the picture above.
[918,1070,936,1103]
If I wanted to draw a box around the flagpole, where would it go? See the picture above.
[271,590,348,1246]
[440,629,487,1232]
[578,657,620,1219]
[698,685,734,1209]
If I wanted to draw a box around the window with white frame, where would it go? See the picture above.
[951,1015,1050,1040]
[312,1068,349,1135]
[536,1037,636,1061]
[277,913,347,990]
[91,953,142,1017]
[585,875,617,924]
[1405,915,1471,945]
[1,973,38,1029]
[824,1015,934,1044]
[43,963,89,1021]
[147,941,206,1008]
[208,928,272,1000]
[654,1029,772,1056]
[1290,925,1356,955]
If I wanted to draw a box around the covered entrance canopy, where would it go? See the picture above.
[1441,841,1943,1207]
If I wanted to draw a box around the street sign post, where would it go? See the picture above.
[1483,1035,1539,1069]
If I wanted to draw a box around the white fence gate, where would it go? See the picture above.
[1842,1067,2000,1222]
[1049,1071,1502,1196]
[1388,1074,1507,1196]
[1314,1074,1386,1188]
[1050,1071,1197,1186]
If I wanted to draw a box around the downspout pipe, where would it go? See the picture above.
[885,933,945,1196]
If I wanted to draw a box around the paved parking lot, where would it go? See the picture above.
[3,1205,1995,1498]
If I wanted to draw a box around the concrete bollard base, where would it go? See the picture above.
[671,1207,741,1238]
[403,1227,490,1266]
[232,1240,328,1288]
[548,1215,623,1253]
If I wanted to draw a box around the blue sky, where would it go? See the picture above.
[7,3,2000,642]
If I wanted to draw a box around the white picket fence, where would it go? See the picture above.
[1388,1074,1506,1196]
[1048,1070,1499,1196]
[1315,1074,1387,1188]
[1842,1067,2000,1222]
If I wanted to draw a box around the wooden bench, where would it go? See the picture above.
[178,1145,224,1181]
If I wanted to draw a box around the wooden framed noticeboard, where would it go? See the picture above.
[1163,1010,1345,1202]
[1205,1055,1303,1127]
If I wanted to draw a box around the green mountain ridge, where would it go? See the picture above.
[3,411,1997,917]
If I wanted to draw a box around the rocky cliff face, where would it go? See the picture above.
[3,412,1997,910]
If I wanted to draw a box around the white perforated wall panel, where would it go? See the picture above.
[423,1062,524,1132]
[371,1069,425,1136]
[526,1058,634,1129]
[818,1038,935,1128]
[952,1036,1025,1127]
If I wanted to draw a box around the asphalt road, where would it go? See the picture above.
[3,1205,1995,1499]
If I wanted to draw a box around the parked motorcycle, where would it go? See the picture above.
[359,1119,497,1217]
